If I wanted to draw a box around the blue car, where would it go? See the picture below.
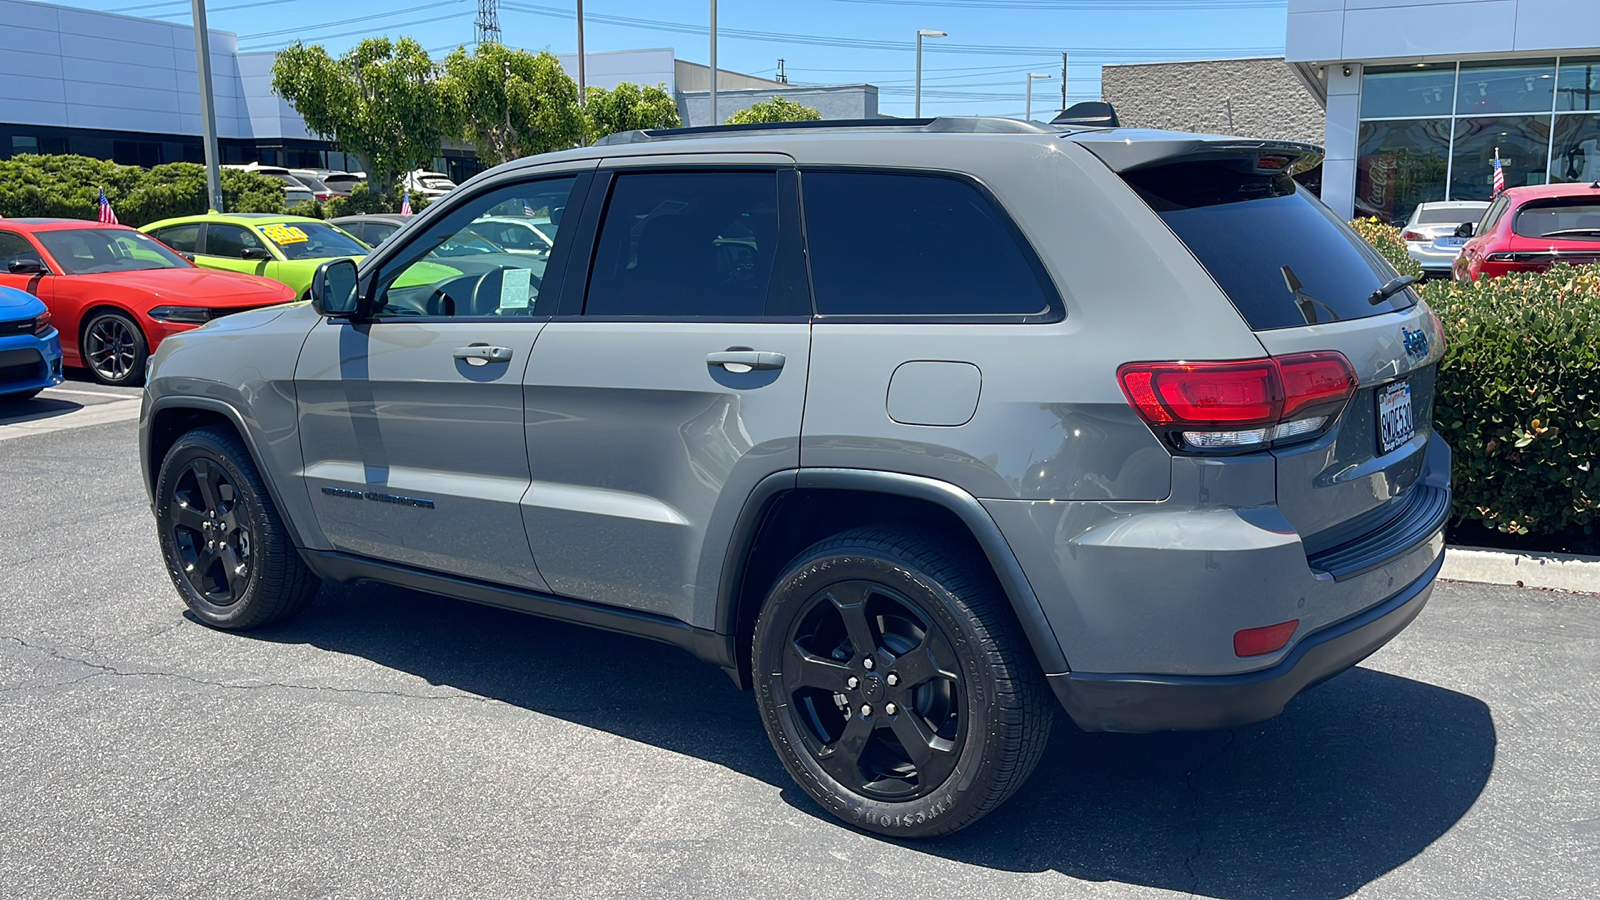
[0,285,63,401]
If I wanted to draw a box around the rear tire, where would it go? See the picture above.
[155,425,319,629]
[752,527,1052,837]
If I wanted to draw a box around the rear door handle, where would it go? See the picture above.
[707,349,785,371]
[454,344,513,363]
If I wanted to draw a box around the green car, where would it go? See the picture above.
[142,213,368,297]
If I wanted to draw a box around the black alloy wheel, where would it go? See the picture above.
[82,310,146,386]
[754,527,1052,838]
[155,425,319,629]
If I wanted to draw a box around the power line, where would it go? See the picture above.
[821,0,1284,8]
[239,12,469,50]
[239,2,460,41]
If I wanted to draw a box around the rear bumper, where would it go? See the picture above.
[1049,550,1441,733]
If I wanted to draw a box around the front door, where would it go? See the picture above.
[198,222,275,280]
[520,160,812,624]
[294,170,591,590]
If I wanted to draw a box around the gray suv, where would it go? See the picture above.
[140,118,1450,837]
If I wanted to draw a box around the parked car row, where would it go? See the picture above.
[1399,182,1600,282]
[223,163,369,204]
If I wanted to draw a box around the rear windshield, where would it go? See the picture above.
[1513,200,1600,240]
[1125,163,1408,331]
[1416,206,1486,225]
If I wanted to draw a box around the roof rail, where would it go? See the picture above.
[593,116,1059,146]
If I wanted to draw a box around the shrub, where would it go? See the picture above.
[0,155,285,225]
[1349,217,1424,280]
[326,182,428,217]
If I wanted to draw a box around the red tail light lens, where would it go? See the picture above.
[32,309,53,337]
[1400,229,1426,242]
[1118,352,1357,453]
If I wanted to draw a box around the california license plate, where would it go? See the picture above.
[1377,380,1415,454]
[1436,236,1466,248]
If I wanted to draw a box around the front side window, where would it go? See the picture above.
[373,175,578,318]
[255,222,365,260]
[205,223,267,258]
[151,223,200,253]
[34,228,190,274]
[801,170,1054,317]
[0,231,39,269]
[585,170,779,318]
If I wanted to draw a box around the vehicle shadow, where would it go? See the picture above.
[245,581,1495,899]
[0,395,82,426]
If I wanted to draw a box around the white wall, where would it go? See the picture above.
[554,48,677,93]
[1288,0,1600,64]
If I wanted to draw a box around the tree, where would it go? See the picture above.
[441,45,585,166]
[271,37,448,189]
[583,82,682,143]
[725,96,822,125]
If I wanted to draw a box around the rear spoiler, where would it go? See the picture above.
[1068,129,1324,177]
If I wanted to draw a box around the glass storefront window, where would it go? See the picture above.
[1456,60,1557,115]
[1450,116,1553,200]
[1557,57,1600,112]
[1356,119,1451,223]
[1551,113,1600,183]
[1360,64,1457,119]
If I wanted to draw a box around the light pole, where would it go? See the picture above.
[1026,72,1051,122]
[710,0,718,125]
[915,29,946,118]
[191,0,222,212]
[577,0,586,108]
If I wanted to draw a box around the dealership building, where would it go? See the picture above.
[1286,0,1600,223]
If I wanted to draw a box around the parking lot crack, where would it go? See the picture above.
[1182,728,1237,898]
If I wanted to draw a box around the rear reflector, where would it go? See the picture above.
[1118,352,1357,453]
[1234,620,1298,657]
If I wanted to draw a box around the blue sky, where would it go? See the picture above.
[62,0,1289,117]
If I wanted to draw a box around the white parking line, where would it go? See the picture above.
[0,401,141,443]
[40,387,141,400]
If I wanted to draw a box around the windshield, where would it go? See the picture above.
[257,221,367,260]
[1513,201,1600,240]
[1125,162,1404,330]
[1416,206,1487,225]
[420,176,455,189]
[469,219,554,255]
[431,227,504,257]
[295,174,330,193]
[35,228,191,275]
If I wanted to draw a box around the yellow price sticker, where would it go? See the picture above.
[261,223,309,244]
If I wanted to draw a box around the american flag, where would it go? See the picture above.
[1492,152,1505,195]
[98,189,118,225]
[400,189,412,217]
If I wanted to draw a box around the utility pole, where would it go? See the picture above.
[915,29,946,118]
[777,58,787,84]
[190,0,222,212]
[1026,72,1051,122]
[475,0,501,47]
[709,0,718,125]
[576,0,586,107]
[1061,51,1068,112]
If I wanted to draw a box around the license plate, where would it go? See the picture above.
[1377,380,1415,454]
[1436,237,1466,248]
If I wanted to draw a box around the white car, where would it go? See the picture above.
[468,216,556,257]
[223,163,315,205]
[402,169,458,199]
[1401,201,1491,278]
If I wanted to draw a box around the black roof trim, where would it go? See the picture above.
[594,116,1061,146]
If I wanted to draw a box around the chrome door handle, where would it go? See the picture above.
[454,344,513,363]
[706,349,785,371]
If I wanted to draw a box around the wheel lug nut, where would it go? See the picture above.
[886,673,898,686]
[860,704,872,717]
[846,676,859,690]
[886,703,897,715]
[863,658,875,670]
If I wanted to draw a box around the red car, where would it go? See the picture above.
[1453,182,1600,282]
[0,218,296,385]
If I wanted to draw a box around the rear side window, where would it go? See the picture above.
[1125,163,1404,331]
[800,171,1055,317]
[151,223,199,253]
[586,170,779,318]
[1513,200,1600,240]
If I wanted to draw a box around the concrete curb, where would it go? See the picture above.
[1441,545,1600,594]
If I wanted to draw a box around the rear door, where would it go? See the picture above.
[294,167,593,589]
[519,156,811,623]
[1115,154,1446,552]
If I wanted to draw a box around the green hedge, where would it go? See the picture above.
[0,154,288,226]
[1353,219,1600,537]
[1350,217,1424,280]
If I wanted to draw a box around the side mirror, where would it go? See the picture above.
[240,247,273,260]
[1454,222,1475,238]
[310,258,360,318]
[7,258,46,275]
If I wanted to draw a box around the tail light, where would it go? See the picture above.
[32,309,53,337]
[1117,351,1358,454]
[316,192,332,202]
[1400,230,1426,242]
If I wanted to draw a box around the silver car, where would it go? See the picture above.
[140,118,1450,837]
[1403,200,1491,277]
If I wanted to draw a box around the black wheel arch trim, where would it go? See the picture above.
[714,468,1072,676]
[142,395,309,550]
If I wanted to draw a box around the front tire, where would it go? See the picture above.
[82,310,147,386]
[155,425,319,629]
[753,527,1052,837]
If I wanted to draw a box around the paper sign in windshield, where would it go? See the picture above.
[499,268,533,310]
[261,224,309,244]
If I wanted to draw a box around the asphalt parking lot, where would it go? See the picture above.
[2,383,1598,899]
